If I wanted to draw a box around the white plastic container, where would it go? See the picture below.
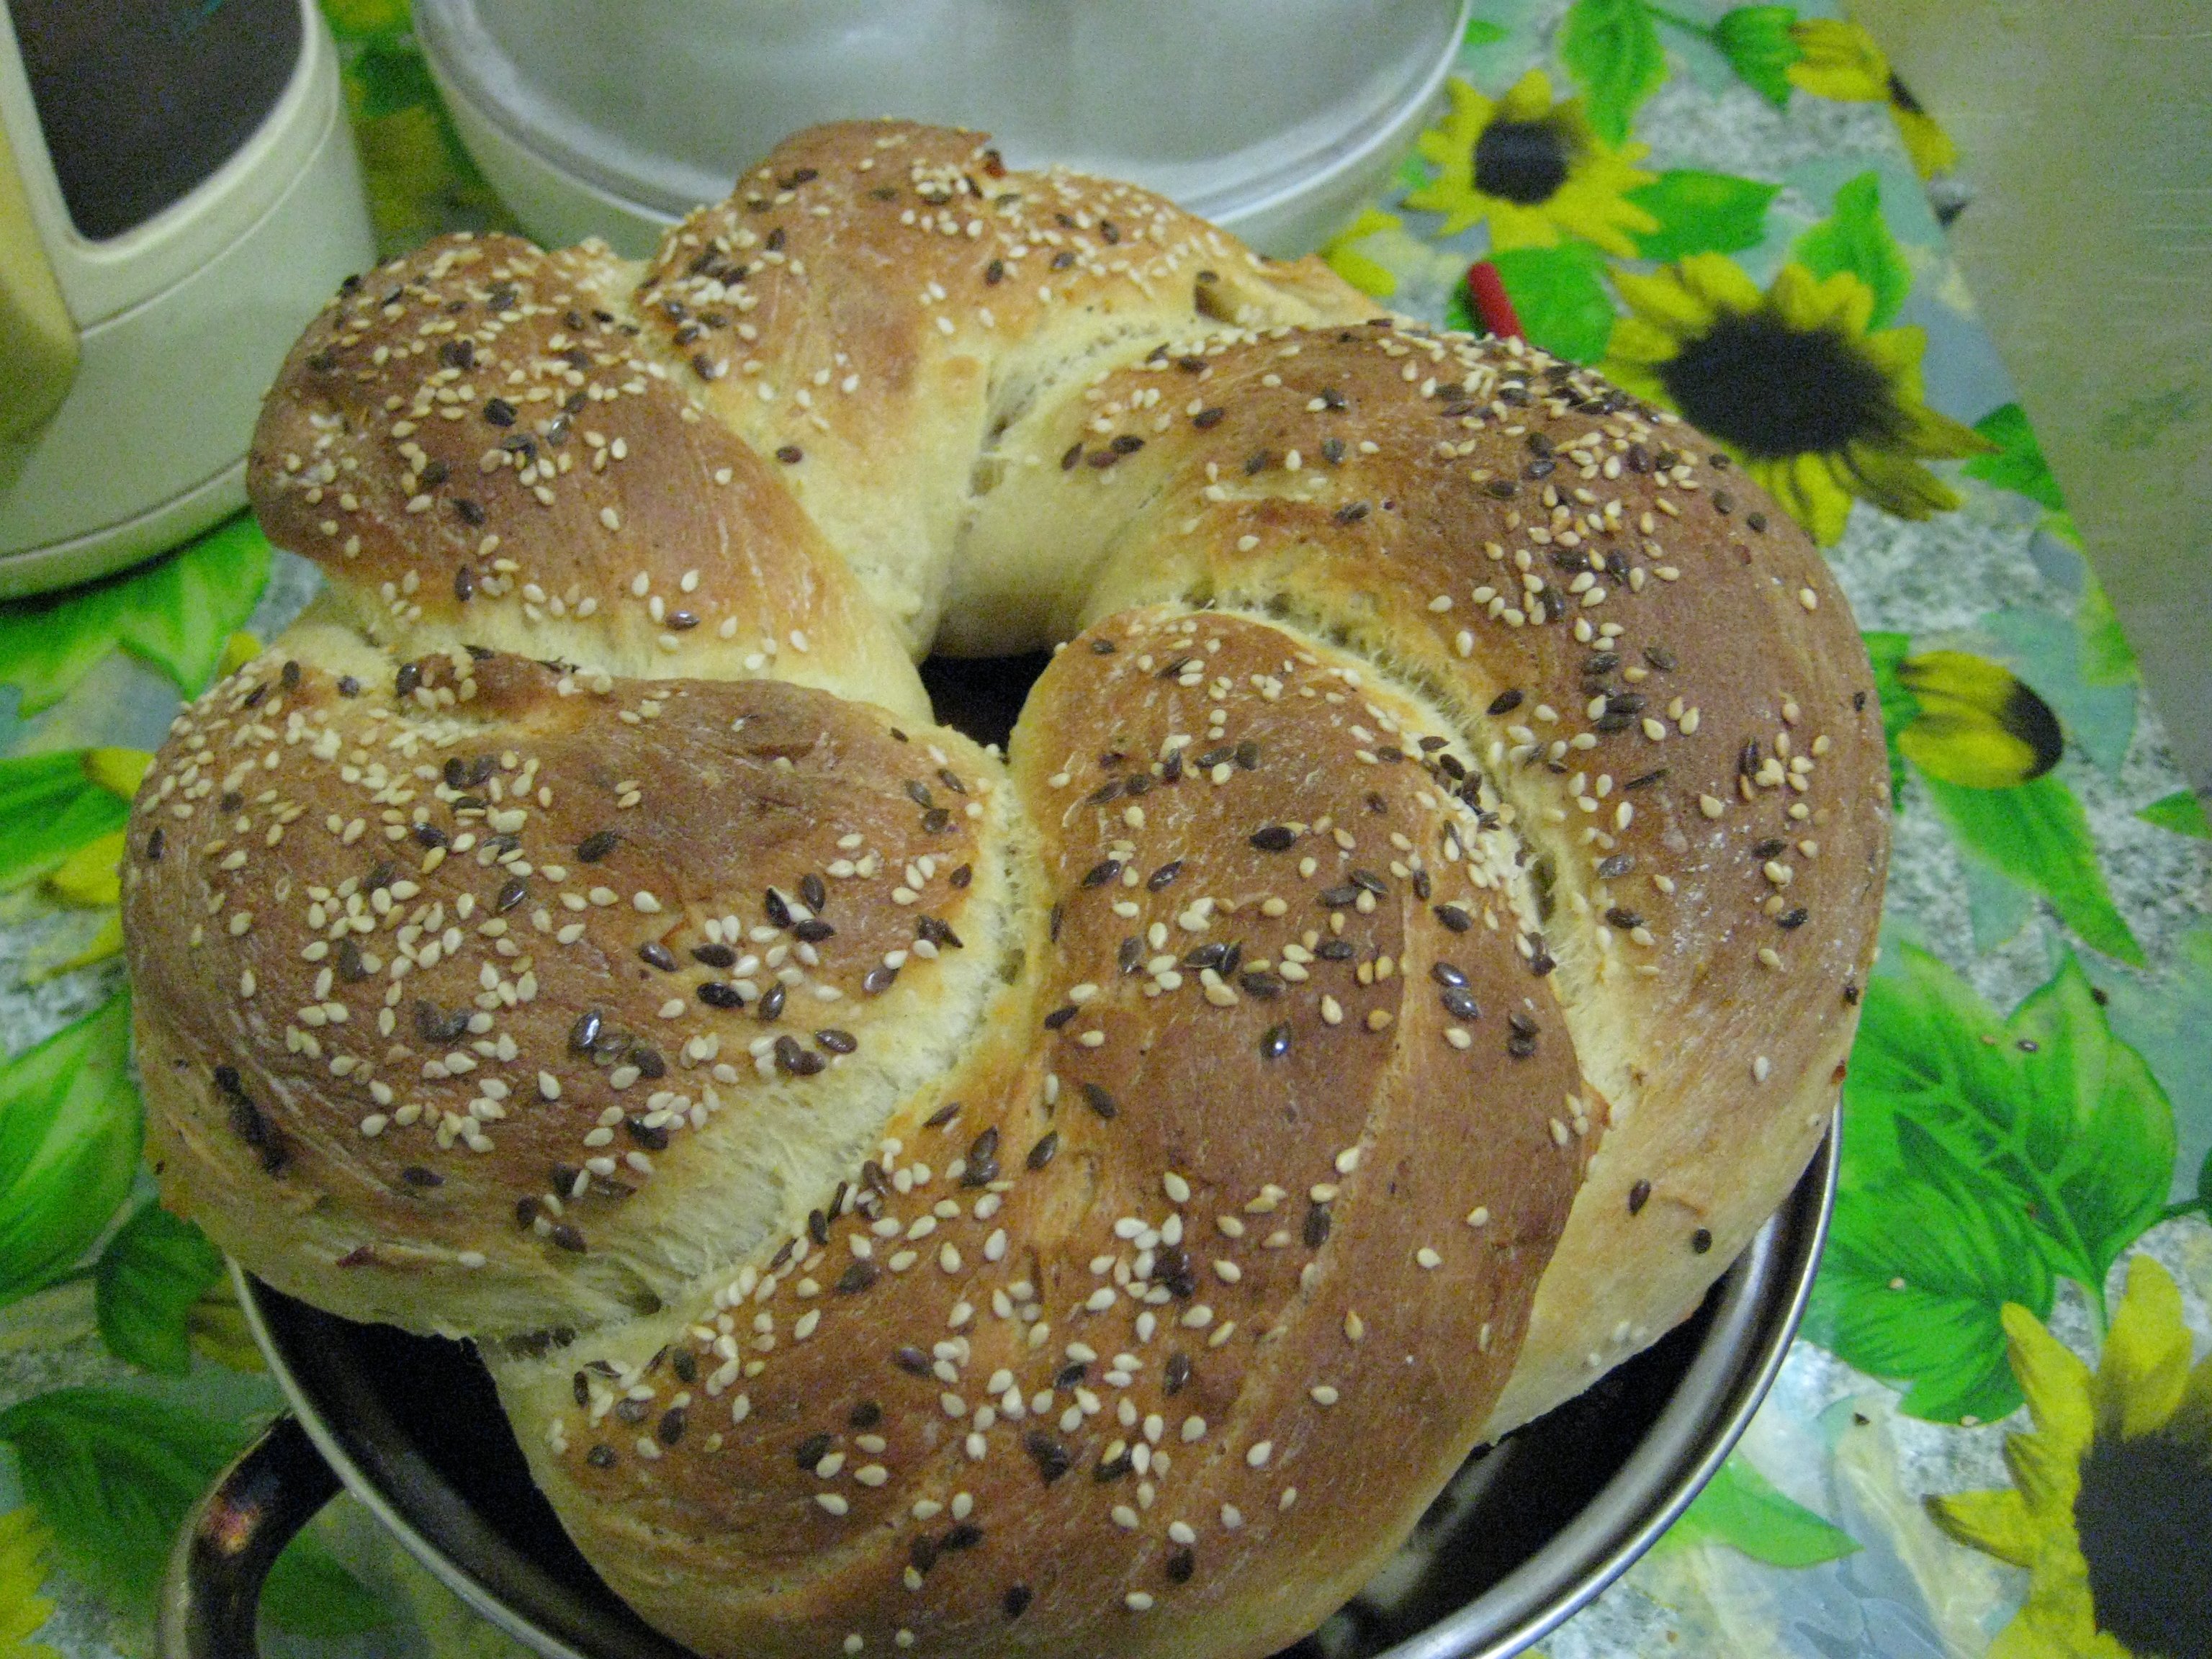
[413,0,1468,256]
[0,0,374,595]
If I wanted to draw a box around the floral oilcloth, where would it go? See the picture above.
[1,3,2207,1658]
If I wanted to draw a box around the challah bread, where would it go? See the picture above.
[122,121,1887,1659]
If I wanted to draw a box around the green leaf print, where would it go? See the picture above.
[0,752,130,894]
[1921,774,2144,966]
[1486,243,1619,364]
[1806,1138,2051,1424]
[0,995,141,1309]
[1712,6,1803,108]
[1861,630,1914,808]
[1626,168,1781,260]
[0,1388,389,1635]
[2137,789,2211,839]
[1834,945,2172,1321]
[94,1202,228,1377]
[1791,171,1912,330]
[1964,400,2100,559]
[1651,1451,1861,1566]
[1962,403,2064,512]
[350,40,441,121]
[2074,568,2138,689]
[0,514,270,715]
[1560,0,1670,145]
[1464,17,1511,48]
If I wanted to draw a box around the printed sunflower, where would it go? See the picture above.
[1604,254,1991,544]
[1784,19,1959,179]
[1405,70,1658,258]
[1928,1255,2212,1659]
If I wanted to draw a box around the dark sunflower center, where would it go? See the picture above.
[1473,120,1570,205]
[2074,1428,2212,1659]
[1656,309,1899,461]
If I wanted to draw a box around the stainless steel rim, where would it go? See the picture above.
[1384,1121,1838,1659]
[236,1119,1835,1659]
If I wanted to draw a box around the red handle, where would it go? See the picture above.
[1465,261,1524,341]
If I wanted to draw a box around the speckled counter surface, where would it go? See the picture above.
[0,4,2206,1659]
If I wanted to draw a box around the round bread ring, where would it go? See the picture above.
[122,122,1887,1659]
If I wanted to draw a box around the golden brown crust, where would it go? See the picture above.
[632,122,1373,652]
[948,320,1887,1429]
[129,634,1010,1337]
[252,235,931,726]
[122,119,1887,1659]
[494,609,1588,1659]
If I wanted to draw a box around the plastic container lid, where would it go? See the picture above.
[413,0,1467,254]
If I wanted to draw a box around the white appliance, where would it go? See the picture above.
[414,0,1470,258]
[0,0,377,598]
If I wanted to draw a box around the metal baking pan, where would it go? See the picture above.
[156,1121,1835,1659]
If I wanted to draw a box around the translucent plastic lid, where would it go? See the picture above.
[413,0,1463,225]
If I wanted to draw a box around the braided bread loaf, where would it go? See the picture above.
[123,122,1887,1659]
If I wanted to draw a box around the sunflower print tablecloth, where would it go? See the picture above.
[1,4,2207,1658]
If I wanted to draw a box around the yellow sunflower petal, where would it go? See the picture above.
[1414,77,1490,169]
[1743,453,1818,536]
[1893,105,1960,179]
[2002,1424,2087,1518]
[1899,708,2042,791]
[2167,1350,2212,1447]
[1611,266,1719,339]
[1602,315,1689,368]
[2095,1255,2194,1441]
[44,830,125,909]
[1842,441,1963,521]
[1892,397,2001,462]
[217,630,264,679]
[2002,1302,2097,1460]
[1924,1487,2041,1568]
[2013,1543,2134,1659]
[1739,455,1794,500]
[26,909,125,984]
[82,747,152,801]
[1793,451,1858,545]
[1787,18,1892,102]
[1596,349,1671,407]
[1676,252,1766,319]
[1549,166,1661,258]
[1856,323,1930,394]
[1485,199,1566,251]
[1497,68,1556,124]
[0,1509,57,1659]
[1985,1609,2110,1659]
[1768,263,1876,338]
[1320,210,1403,301]
[1406,81,1492,233]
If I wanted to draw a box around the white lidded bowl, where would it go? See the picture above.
[413,0,1470,256]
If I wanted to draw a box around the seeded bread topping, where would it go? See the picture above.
[123,120,1887,1659]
